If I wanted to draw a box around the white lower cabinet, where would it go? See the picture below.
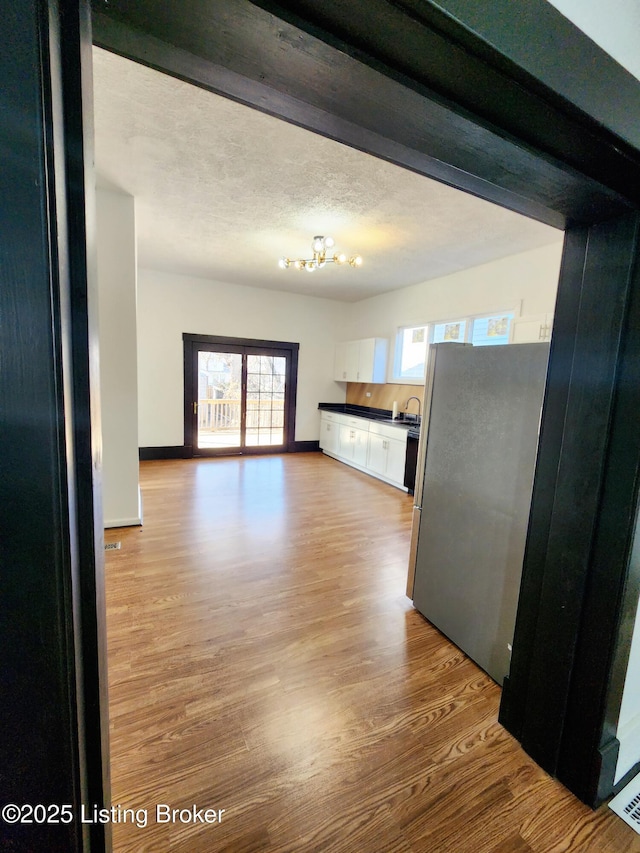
[353,429,369,468]
[366,433,387,477]
[367,434,406,482]
[367,423,407,485]
[320,411,408,490]
[339,421,370,467]
[386,435,408,484]
[319,413,340,454]
[338,424,354,459]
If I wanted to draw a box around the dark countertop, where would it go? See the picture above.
[318,402,420,430]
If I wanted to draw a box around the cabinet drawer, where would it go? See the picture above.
[321,411,345,424]
[345,416,369,430]
[369,421,408,443]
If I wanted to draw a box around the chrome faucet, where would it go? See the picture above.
[404,396,422,423]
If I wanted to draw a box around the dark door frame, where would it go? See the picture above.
[2,1,108,851]
[182,333,299,456]
[6,3,640,850]
[90,0,640,808]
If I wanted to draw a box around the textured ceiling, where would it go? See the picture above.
[92,47,563,303]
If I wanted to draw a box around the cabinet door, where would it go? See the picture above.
[346,341,360,381]
[334,342,349,381]
[358,337,387,383]
[386,437,407,484]
[319,417,329,450]
[358,338,375,382]
[367,433,387,476]
[338,425,356,460]
[511,313,554,343]
[320,417,338,453]
[335,338,388,383]
[353,428,369,467]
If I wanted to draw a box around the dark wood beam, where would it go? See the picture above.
[90,0,633,229]
[248,0,640,208]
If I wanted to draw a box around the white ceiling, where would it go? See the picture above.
[92,46,562,303]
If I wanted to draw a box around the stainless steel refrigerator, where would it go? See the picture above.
[408,342,549,684]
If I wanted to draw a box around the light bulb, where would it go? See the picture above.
[294,259,302,270]
[312,236,324,253]
[334,252,347,265]
[278,257,289,269]
[307,261,316,272]
[350,255,363,267]
[324,236,335,249]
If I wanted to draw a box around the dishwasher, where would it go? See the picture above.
[404,426,420,494]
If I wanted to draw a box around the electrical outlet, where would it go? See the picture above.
[365,392,371,397]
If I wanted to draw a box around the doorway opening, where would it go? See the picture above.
[183,334,299,456]
[89,0,640,815]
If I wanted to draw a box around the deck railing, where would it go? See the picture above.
[198,398,284,432]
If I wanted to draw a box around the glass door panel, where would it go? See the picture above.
[185,336,295,456]
[197,351,243,450]
[246,355,287,447]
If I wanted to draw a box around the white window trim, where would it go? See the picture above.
[467,307,518,346]
[391,308,519,383]
[391,323,430,384]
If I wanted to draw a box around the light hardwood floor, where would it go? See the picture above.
[105,454,640,852]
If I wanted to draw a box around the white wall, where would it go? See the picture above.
[137,244,563,448]
[546,0,640,81]
[136,269,346,447]
[340,242,564,377]
[616,511,640,782]
[96,188,141,527]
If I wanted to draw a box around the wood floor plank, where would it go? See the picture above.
[105,454,640,852]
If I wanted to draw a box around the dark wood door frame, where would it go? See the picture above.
[183,333,299,456]
[90,0,640,808]
[2,1,108,851]
[6,4,640,849]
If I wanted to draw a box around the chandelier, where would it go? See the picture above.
[278,235,363,272]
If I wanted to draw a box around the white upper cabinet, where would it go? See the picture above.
[346,340,361,380]
[333,337,387,383]
[334,342,349,381]
[511,313,554,343]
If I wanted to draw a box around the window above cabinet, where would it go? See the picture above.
[392,311,517,383]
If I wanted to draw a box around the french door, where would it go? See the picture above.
[183,334,299,456]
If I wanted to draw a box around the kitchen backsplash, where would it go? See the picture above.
[346,382,425,412]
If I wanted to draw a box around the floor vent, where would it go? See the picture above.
[104,542,121,551]
[609,773,640,834]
